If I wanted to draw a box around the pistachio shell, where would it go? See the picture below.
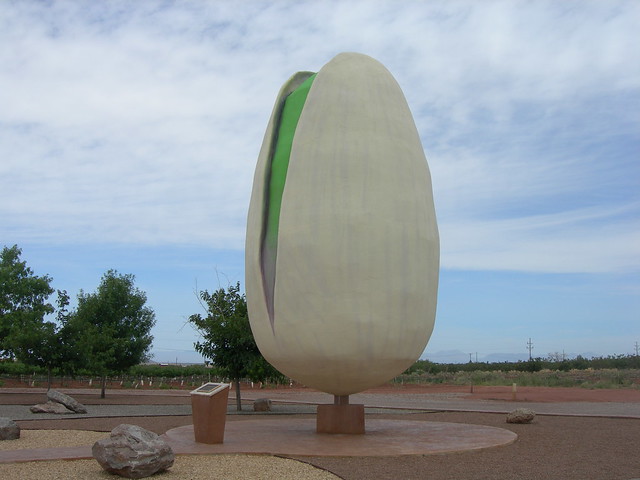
[246,52,439,395]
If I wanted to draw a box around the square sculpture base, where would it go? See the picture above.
[316,403,365,434]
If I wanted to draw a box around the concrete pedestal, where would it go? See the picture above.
[317,396,365,434]
[190,383,230,444]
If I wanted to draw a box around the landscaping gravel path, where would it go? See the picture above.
[1,386,639,480]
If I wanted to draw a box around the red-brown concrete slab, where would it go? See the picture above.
[0,419,516,463]
[163,419,517,456]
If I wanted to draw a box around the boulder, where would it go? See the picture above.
[0,418,20,440]
[30,401,75,414]
[253,398,272,412]
[47,389,88,414]
[506,408,536,424]
[92,424,174,478]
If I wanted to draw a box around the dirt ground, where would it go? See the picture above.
[366,382,640,402]
[3,384,640,480]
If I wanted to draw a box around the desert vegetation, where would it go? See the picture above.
[396,355,640,389]
[2,354,639,391]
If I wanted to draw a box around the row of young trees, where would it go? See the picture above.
[1,244,284,409]
[0,245,155,397]
[406,354,640,375]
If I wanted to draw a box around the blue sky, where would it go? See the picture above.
[1,1,638,364]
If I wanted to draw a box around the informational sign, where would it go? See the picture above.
[190,382,230,396]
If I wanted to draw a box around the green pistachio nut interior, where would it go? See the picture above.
[261,73,317,329]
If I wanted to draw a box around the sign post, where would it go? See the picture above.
[190,382,230,444]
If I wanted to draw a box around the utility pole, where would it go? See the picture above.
[527,338,534,361]
[469,353,473,363]
[635,342,639,356]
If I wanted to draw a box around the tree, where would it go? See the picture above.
[0,245,54,358]
[65,270,155,398]
[10,290,70,390]
[547,352,566,362]
[188,282,283,411]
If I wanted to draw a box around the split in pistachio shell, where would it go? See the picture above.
[246,52,439,396]
[262,73,316,329]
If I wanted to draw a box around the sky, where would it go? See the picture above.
[1,0,638,365]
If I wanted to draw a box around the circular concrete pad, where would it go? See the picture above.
[163,419,517,457]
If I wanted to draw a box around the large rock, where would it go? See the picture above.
[30,401,75,414]
[253,398,272,412]
[506,408,536,424]
[0,417,20,440]
[47,389,88,414]
[92,424,174,478]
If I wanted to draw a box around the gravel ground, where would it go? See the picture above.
[299,411,640,480]
[3,387,640,480]
[8,413,640,480]
[0,452,340,479]
[0,430,105,450]
[0,429,339,479]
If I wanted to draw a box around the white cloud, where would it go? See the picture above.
[441,204,640,273]
[1,0,638,277]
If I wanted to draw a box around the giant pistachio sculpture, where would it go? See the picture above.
[246,52,439,396]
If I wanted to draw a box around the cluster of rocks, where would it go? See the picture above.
[0,417,20,440]
[30,389,88,414]
[93,424,174,478]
